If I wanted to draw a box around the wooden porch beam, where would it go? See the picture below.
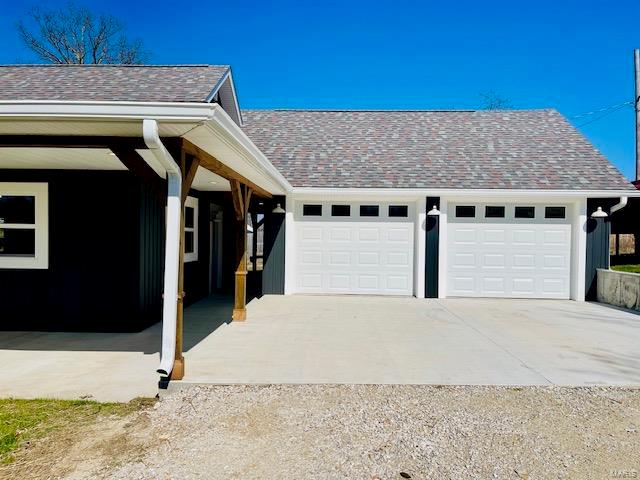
[171,150,201,381]
[109,147,165,198]
[231,181,253,322]
[181,138,272,199]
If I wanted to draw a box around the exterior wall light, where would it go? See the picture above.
[427,205,440,216]
[590,206,608,218]
[272,203,285,214]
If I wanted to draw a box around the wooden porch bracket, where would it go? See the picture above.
[181,138,272,199]
[231,179,252,321]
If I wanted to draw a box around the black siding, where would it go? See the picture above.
[0,170,156,332]
[425,196,440,298]
[262,196,286,295]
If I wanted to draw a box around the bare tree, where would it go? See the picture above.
[479,90,513,110]
[16,3,149,64]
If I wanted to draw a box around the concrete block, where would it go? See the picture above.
[597,268,640,311]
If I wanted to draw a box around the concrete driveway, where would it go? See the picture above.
[1,295,639,401]
[183,295,640,386]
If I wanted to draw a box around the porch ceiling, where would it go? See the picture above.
[0,146,231,192]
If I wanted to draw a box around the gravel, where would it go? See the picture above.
[90,385,639,480]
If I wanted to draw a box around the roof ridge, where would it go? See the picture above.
[0,64,230,68]
[242,108,557,113]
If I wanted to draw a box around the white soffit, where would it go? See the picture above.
[0,147,126,170]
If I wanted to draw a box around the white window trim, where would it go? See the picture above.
[0,182,48,269]
[184,196,199,263]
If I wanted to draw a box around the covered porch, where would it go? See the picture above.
[0,100,290,382]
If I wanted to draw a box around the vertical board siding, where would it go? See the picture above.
[138,182,164,326]
[425,196,440,298]
[262,196,286,295]
[585,198,614,301]
[0,170,144,331]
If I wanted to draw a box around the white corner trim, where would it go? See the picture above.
[0,182,48,269]
[571,198,587,301]
[437,198,448,298]
[284,197,295,294]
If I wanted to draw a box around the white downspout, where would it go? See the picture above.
[610,196,628,214]
[142,119,182,377]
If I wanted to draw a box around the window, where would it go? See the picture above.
[388,205,408,217]
[515,206,535,219]
[0,183,48,269]
[360,205,379,217]
[485,206,505,218]
[618,234,635,255]
[184,196,199,263]
[331,205,350,217]
[545,206,565,219]
[455,206,475,218]
[303,204,322,216]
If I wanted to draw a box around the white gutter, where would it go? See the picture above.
[610,196,628,214]
[142,119,181,377]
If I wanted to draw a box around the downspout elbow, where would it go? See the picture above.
[142,119,182,377]
[610,196,628,214]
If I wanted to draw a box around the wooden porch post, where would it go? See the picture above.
[171,147,200,380]
[231,179,252,321]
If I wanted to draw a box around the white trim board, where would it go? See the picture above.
[0,182,49,269]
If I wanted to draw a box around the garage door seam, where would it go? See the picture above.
[436,300,553,385]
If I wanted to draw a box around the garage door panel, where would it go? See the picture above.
[447,204,571,299]
[294,203,414,295]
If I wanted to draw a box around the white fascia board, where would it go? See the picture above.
[0,100,216,122]
[291,187,640,199]
[201,105,293,194]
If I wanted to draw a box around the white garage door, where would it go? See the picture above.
[294,202,415,295]
[447,203,571,299]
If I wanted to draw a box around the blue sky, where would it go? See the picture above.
[1,0,638,179]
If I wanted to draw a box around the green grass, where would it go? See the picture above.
[0,397,153,464]
[611,264,640,274]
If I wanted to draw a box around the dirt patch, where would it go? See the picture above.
[4,386,639,479]
[0,400,156,480]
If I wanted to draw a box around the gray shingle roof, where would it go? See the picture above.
[242,109,634,190]
[0,64,229,103]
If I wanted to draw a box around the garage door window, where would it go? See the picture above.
[485,206,505,218]
[303,204,322,216]
[389,205,408,217]
[515,206,535,219]
[455,206,475,218]
[360,205,379,217]
[331,205,350,217]
[545,206,565,219]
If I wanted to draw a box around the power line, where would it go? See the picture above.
[575,102,633,128]
[570,100,634,119]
